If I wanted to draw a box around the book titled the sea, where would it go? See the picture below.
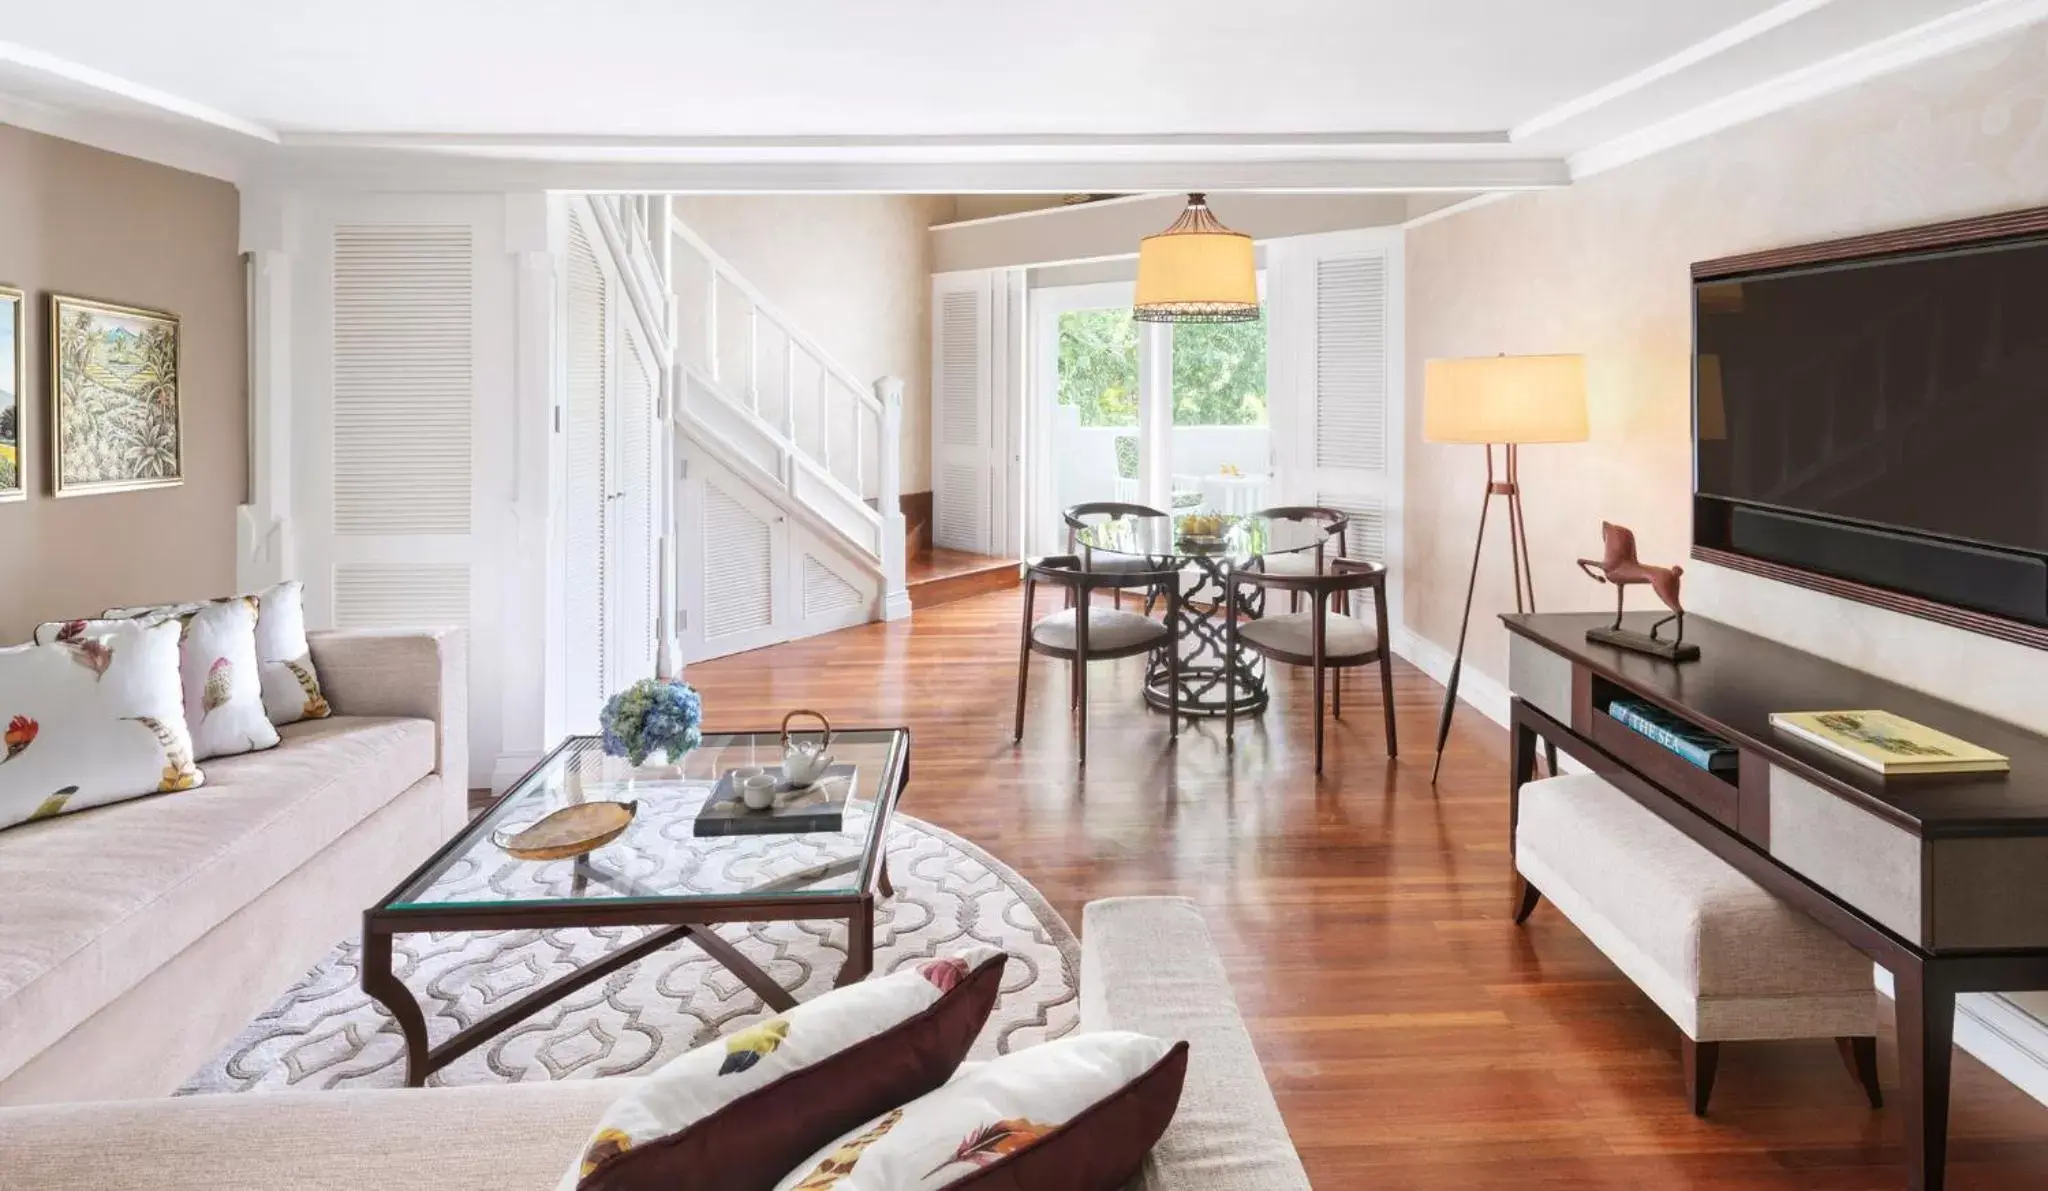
[1770,710,2009,776]
[1606,698,1738,773]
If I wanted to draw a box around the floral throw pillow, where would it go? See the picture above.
[773,1031,1189,1191]
[0,620,202,831]
[566,947,1008,1191]
[39,600,279,761]
[108,579,329,726]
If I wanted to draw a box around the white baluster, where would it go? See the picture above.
[820,371,833,478]
[875,377,909,620]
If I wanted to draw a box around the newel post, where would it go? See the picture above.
[875,376,911,621]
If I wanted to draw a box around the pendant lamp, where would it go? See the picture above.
[1133,193,1259,323]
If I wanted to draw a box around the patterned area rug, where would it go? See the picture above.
[180,814,1079,1094]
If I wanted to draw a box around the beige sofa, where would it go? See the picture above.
[0,629,467,1105]
[0,897,1310,1191]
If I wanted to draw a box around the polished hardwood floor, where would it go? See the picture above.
[684,588,2048,1189]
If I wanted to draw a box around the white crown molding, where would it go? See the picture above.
[256,152,1573,195]
[0,92,252,182]
[1512,0,1838,141]
[1401,190,1517,231]
[1568,0,2048,179]
[0,38,276,143]
[279,129,1514,156]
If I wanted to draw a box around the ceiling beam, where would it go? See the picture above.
[0,39,278,143]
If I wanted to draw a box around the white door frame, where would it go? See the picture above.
[1027,279,1134,554]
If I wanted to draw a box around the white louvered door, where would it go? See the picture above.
[1269,228,1404,610]
[563,201,663,729]
[678,444,789,660]
[563,211,610,729]
[930,271,996,554]
[610,312,660,689]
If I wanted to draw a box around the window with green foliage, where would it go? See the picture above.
[1055,308,1138,426]
[1172,313,1267,427]
[1055,306,1268,429]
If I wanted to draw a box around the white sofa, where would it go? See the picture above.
[0,629,467,1105]
[0,896,1311,1191]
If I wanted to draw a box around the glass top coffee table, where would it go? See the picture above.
[362,727,910,1087]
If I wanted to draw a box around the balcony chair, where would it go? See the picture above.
[1225,557,1395,774]
[1015,555,1183,766]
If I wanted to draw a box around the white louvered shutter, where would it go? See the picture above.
[930,271,995,553]
[329,224,477,638]
[1269,229,1403,611]
[563,212,610,728]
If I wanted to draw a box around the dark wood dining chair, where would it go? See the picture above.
[1063,501,1169,611]
[1015,554,1182,766]
[1251,505,1349,612]
[1225,557,1394,774]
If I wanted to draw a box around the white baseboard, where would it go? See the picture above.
[1875,970,2048,1107]
[490,751,544,794]
[1391,626,1512,730]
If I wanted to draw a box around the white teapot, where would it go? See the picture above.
[780,709,837,789]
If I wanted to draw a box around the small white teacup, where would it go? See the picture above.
[738,773,779,811]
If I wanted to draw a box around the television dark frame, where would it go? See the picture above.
[1690,203,2048,652]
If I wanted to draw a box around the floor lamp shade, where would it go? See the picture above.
[1424,354,1589,445]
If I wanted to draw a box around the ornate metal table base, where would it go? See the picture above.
[1141,555,1267,718]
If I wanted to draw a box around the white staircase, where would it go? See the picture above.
[572,195,907,674]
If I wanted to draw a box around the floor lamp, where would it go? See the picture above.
[1424,354,1588,784]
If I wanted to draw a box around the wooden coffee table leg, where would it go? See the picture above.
[878,856,894,899]
[360,923,431,1087]
[837,893,876,987]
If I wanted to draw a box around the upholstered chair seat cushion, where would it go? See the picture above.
[1237,611,1377,660]
[1517,773,1878,1041]
[1031,609,1170,655]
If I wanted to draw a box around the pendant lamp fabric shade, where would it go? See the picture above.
[1133,194,1260,323]
[1423,353,1589,444]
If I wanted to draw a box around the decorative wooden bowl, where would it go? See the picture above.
[492,801,638,861]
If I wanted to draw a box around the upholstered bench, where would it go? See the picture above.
[1515,773,1883,1114]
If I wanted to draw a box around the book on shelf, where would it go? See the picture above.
[693,764,856,836]
[1770,710,2009,776]
[1605,698,1738,773]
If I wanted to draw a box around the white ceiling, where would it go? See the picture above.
[0,0,2040,190]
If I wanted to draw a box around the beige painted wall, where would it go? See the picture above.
[1404,27,2048,1021]
[671,195,951,495]
[0,124,245,641]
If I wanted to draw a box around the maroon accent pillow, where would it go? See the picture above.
[579,951,1008,1191]
[946,1040,1189,1190]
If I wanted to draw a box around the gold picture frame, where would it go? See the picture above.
[0,285,22,502]
[50,293,183,498]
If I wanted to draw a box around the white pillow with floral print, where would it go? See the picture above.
[0,620,201,831]
[39,598,278,761]
[565,946,1008,1191]
[107,579,329,727]
[772,1031,1188,1191]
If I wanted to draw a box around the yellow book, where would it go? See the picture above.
[1769,710,2009,776]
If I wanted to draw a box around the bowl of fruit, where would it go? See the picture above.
[1175,512,1234,549]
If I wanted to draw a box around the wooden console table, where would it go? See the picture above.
[1504,611,2048,1191]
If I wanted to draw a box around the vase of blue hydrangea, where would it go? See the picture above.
[600,678,703,771]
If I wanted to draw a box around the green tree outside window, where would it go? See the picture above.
[1055,307,1267,428]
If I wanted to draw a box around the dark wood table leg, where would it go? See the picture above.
[1510,707,1539,831]
[360,922,432,1087]
[836,892,876,987]
[683,924,797,1013]
[878,856,894,899]
[1897,959,1957,1191]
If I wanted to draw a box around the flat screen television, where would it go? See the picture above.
[1692,221,2048,642]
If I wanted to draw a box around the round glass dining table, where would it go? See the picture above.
[1073,514,1340,717]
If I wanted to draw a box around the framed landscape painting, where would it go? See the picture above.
[51,294,182,497]
[0,286,20,501]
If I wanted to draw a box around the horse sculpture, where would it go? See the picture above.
[1575,522,1699,661]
